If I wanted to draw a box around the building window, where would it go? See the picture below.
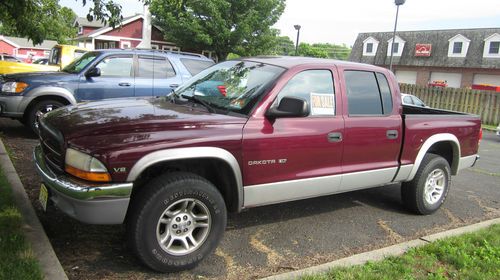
[151,44,159,50]
[121,41,131,49]
[78,26,83,35]
[489,42,500,54]
[366,43,373,53]
[453,42,463,54]
[391,42,399,53]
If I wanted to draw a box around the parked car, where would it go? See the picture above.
[0,49,214,133]
[496,124,500,137]
[0,53,22,62]
[33,58,49,65]
[0,45,87,74]
[34,57,481,272]
[401,93,428,107]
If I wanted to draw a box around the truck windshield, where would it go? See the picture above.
[174,60,285,116]
[62,52,100,74]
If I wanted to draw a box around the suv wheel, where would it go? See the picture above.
[402,154,451,215]
[26,100,64,134]
[127,172,227,272]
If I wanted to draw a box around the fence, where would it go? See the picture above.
[399,84,500,126]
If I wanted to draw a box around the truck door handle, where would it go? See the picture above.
[170,84,179,88]
[119,82,131,87]
[327,132,343,142]
[386,130,398,139]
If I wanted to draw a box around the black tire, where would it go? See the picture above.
[26,100,64,134]
[127,172,227,272]
[402,154,451,215]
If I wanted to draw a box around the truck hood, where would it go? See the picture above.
[42,97,248,141]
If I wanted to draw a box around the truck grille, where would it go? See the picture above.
[39,119,65,175]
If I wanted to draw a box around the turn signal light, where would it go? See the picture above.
[65,164,112,182]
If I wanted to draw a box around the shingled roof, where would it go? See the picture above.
[0,35,57,49]
[73,17,105,28]
[349,28,500,69]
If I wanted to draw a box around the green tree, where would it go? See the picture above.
[295,42,352,60]
[0,0,145,45]
[150,0,285,60]
[270,36,295,55]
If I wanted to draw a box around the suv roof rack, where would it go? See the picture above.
[132,48,206,58]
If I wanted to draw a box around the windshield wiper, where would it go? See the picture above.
[182,94,217,113]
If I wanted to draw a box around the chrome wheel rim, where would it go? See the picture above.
[424,169,446,205]
[34,104,59,129]
[156,198,211,256]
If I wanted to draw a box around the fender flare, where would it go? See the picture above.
[127,147,244,211]
[406,133,460,181]
[19,86,77,112]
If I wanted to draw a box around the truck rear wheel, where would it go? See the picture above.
[401,154,451,215]
[127,172,227,272]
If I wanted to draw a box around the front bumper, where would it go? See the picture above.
[0,94,24,118]
[34,145,133,224]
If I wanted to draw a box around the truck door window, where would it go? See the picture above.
[96,55,133,77]
[375,73,393,114]
[345,70,383,115]
[276,70,335,116]
[137,56,176,78]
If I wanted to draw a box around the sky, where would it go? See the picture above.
[60,0,500,46]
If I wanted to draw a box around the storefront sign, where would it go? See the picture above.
[415,44,432,57]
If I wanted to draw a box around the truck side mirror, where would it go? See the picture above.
[85,67,101,78]
[266,96,310,119]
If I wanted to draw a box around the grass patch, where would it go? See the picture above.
[0,166,43,280]
[303,224,500,280]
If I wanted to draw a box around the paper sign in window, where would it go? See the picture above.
[310,92,335,116]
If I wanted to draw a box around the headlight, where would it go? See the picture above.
[2,81,28,93]
[65,148,111,182]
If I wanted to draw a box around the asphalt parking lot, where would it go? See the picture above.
[1,118,499,280]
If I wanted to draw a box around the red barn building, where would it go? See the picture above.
[0,35,57,60]
[74,14,179,51]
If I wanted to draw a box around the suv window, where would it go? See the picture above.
[345,71,392,115]
[180,58,215,75]
[137,55,175,78]
[276,70,335,116]
[96,55,133,77]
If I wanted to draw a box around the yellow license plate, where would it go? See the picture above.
[39,184,48,212]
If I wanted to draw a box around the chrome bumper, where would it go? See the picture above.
[34,145,133,224]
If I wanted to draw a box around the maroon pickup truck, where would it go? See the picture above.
[34,57,481,272]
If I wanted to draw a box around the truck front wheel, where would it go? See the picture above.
[127,172,227,272]
[402,154,451,215]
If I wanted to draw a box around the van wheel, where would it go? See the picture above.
[402,154,451,215]
[27,100,64,134]
[127,172,227,272]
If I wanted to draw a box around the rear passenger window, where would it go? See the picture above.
[180,58,215,75]
[376,73,393,113]
[138,56,175,78]
[345,71,392,115]
[276,70,335,116]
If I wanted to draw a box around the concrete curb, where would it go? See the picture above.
[0,138,68,280]
[262,217,500,280]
